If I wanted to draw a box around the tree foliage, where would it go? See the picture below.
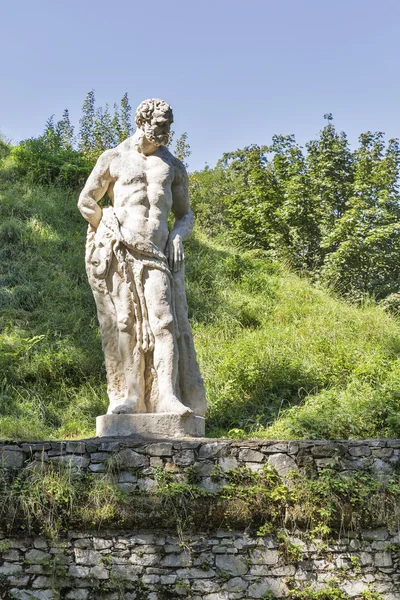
[191,116,400,302]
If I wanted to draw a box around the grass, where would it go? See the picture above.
[1,177,400,439]
[2,461,400,541]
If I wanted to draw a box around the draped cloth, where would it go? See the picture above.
[85,206,206,416]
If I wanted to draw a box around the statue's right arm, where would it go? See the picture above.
[77,149,115,229]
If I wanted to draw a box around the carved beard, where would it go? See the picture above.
[144,124,169,146]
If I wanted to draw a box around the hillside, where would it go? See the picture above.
[1,179,400,440]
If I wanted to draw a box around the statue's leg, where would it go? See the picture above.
[107,258,145,415]
[143,268,192,416]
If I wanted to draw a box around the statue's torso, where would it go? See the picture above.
[109,143,175,251]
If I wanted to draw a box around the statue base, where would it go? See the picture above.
[96,413,205,438]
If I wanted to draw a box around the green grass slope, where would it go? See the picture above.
[1,180,400,440]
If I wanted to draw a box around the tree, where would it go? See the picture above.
[56,109,74,150]
[78,90,96,153]
[174,132,191,167]
[322,132,400,299]
[112,103,122,144]
[269,134,319,270]
[219,145,279,250]
[306,115,354,262]
[119,92,133,141]
[43,116,62,152]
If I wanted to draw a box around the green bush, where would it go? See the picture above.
[12,137,93,188]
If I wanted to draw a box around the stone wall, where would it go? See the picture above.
[2,438,400,484]
[1,529,400,599]
[1,438,400,599]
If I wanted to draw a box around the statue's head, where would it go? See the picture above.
[135,98,174,147]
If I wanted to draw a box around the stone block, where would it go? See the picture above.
[173,449,195,466]
[90,565,109,579]
[251,548,279,565]
[262,443,288,453]
[372,447,394,458]
[160,551,191,567]
[119,448,149,468]
[90,452,109,463]
[248,578,288,598]
[74,549,101,565]
[268,453,298,477]
[192,579,219,593]
[25,549,52,563]
[362,529,389,541]
[348,445,371,457]
[374,551,393,567]
[0,562,22,575]
[219,457,238,471]
[176,567,216,579]
[146,442,173,456]
[69,565,90,578]
[96,413,205,438]
[89,463,106,472]
[238,448,265,462]
[311,444,345,458]
[215,554,248,576]
[66,442,86,454]
[49,455,89,469]
[1,450,24,468]
[198,442,231,459]
[66,591,89,600]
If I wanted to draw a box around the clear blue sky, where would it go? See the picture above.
[2,0,400,170]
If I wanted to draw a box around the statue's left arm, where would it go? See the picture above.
[167,159,194,272]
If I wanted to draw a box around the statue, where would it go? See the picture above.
[78,99,206,437]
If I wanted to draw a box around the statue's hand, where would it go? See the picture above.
[166,233,184,272]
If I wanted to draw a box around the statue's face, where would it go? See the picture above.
[143,112,171,147]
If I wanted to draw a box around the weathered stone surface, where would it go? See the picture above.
[69,565,90,578]
[238,448,265,462]
[97,413,205,438]
[348,445,371,457]
[262,443,288,454]
[192,579,220,593]
[173,449,195,466]
[160,552,191,567]
[79,100,206,435]
[118,448,149,468]
[219,457,238,471]
[362,529,389,541]
[66,442,86,454]
[146,442,173,456]
[251,548,279,565]
[49,455,89,469]
[25,549,51,563]
[199,442,230,459]
[311,444,345,458]
[0,562,22,575]
[215,555,248,576]
[74,549,101,565]
[90,565,109,579]
[2,439,400,598]
[2,528,400,598]
[268,453,298,477]
[375,551,393,567]
[248,578,288,598]
[1,450,24,468]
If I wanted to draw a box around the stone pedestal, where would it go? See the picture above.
[96,413,205,438]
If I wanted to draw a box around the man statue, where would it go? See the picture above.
[78,99,206,428]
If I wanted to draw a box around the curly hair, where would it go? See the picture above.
[135,98,174,129]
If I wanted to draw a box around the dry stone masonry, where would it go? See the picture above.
[1,438,400,599]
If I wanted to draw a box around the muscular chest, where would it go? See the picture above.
[113,152,174,190]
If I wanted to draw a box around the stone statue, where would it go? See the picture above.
[78,99,205,437]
